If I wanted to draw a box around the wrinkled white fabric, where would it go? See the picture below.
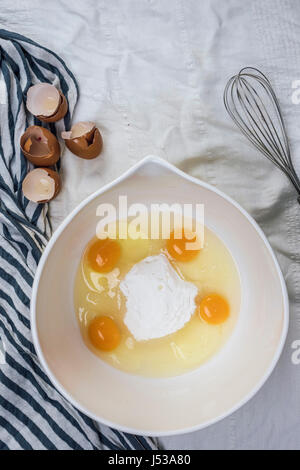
[2,0,300,450]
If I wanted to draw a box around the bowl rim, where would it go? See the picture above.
[30,154,289,437]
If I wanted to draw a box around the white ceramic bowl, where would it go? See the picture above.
[31,155,289,436]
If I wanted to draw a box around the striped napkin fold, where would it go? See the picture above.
[0,29,157,450]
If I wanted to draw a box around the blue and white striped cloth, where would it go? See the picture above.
[0,29,157,450]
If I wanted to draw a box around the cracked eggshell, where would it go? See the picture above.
[26,83,68,123]
[61,122,102,159]
[22,168,61,203]
[20,125,60,166]
[38,91,68,123]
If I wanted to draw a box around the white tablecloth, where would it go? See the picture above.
[3,0,300,449]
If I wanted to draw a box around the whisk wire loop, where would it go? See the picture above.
[224,67,300,200]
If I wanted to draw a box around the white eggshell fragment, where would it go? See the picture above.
[61,121,95,140]
[26,83,60,117]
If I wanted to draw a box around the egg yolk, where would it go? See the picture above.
[198,294,230,325]
[88,316,121,351]
[86,238,121,273]
[166,229,200,262]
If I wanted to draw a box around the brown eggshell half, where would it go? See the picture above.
[37,91,68,123]
[20,126,60,166]
[64,127,103,159]
[22,167,61,203]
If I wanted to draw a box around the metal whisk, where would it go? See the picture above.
[224,67,300,203]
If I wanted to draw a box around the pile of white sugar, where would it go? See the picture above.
[120,254,198,341]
